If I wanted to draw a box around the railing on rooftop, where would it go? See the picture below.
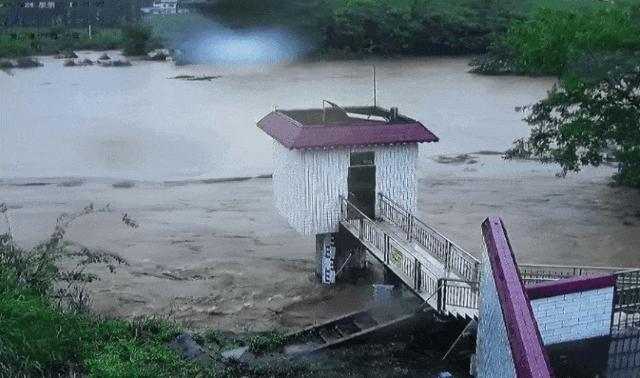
[378,193,481,282]
[518,263,626,285]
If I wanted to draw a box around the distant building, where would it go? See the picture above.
[0,0,141,28]
[140,0,203,15]
[141,0,177,15]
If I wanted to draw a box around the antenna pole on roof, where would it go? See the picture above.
[373,65,377,108]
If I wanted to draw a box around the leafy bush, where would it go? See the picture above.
[318,0,516,56]
[0,205,317,377]
[471,6,640,75]
[121,23,157,56]
[247,332,288,354]
[0,270,92,376]
[506,65,640,187]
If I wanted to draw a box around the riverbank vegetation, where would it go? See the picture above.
[0,23,158,59]
[0,205,315,377]
[470,6,640,75]
[474,5,640,187]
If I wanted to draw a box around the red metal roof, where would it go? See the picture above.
[257,106,438,150]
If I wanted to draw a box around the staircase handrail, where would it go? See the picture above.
[378,192,480,281]
[339,195,432,267]
[340,195,443,297]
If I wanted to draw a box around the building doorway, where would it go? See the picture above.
[348,151,376,219]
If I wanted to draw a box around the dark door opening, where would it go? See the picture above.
[348,151,376,219]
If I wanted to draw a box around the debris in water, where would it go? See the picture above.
[112,180,135,189]
[54,50,78,59]
[146,50,170,61]
[98,59,131,67]
[170,74,222,82]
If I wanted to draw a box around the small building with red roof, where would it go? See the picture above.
[257,102,437,281]
[258,102,437,236]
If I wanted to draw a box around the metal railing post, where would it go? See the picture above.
[414,258,422,291]
[437,279,446,312]
[384,234,389,264]
[358,218,363,240]
[444,241,452,273]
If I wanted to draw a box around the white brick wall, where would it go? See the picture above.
[475,255,517,378]
[273,142,418,235]
[530,287,614,345]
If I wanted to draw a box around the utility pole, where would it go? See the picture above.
[373,65,377,108]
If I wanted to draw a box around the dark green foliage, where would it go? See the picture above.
[471,6,640,75]
[471,4,640,187]
[319,0,513,56]
[121,23,157,56]
[0,23,161,59]
[0,269,91,376]
[0,207,315,377]
[0,28,122,58]
[247,332,289,354]
[507,65,640,187]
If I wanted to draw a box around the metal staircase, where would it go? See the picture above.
[339,193,481,320]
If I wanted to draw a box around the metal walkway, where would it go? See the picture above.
[339,193,481,320]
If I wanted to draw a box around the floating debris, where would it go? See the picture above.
[146,50,170,61]
[170,74,222,81]
[4,57,44,69]
[98,59,131,67]
[64,58,95,67]
[54,50,78,59]
[433,154,478,165]
[0,60,14,70]
[112,180,135,188]
[98,53,111,60]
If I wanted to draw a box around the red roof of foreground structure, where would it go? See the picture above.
[257,105,438,150]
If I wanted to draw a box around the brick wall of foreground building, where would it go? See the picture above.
[475,249,516,377]
[475,217,553,378]
[527,275,615,345]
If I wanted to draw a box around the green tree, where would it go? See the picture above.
[508,63,640,187]
[121,23,154,56]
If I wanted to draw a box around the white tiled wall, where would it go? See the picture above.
[530,287,614,345]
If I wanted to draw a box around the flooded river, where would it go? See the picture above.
[2,53,639,332]
[0,53,556,180]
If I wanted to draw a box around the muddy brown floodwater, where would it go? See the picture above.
[1,54,639,332]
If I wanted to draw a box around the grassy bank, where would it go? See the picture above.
[0,202,314,377]
[0,271,313,377]
[0,23,159,59]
